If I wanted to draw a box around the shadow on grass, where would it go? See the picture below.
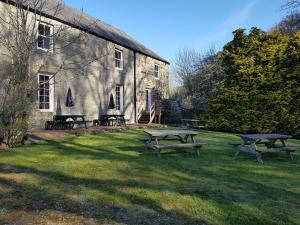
[0,130,300,225]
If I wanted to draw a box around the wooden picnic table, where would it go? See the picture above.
[181,119,205,129]
[45,115,88,130]
[94,114,126,126]
[144,130,207,158]
[232,133,298,163]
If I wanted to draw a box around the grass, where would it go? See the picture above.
[0,129,300,225]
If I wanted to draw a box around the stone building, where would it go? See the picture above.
[0,0,169,127]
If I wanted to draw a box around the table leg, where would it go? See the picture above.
[252,141,264,164]
[235,149,240,157]
[176,135,185,143]
[155,137,161,158]
[286,151,294,160]
[255,151,263,164]
[83,117,88,129]
[195,146,201,157]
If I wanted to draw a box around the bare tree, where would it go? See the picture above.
[0,0,110,148]
[281,0,300,11]
[172,48,202,92]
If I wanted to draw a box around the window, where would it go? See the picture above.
[37,22,53,52]
[116,85,124,112]
[38,74,54,112]
[154,64,160,78]
[115,49,123,69]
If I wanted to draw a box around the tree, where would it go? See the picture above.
[172,48,202,93]
[0,0,108,148]
[189,52,226,115]
[273,11,300,35]
[281,0,300,11]
[208,27,300,135]
[171,47,227,118]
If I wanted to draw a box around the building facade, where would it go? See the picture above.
[0,0,169,127]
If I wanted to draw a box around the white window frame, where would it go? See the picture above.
[154,64,160,79]
[37,21,54,52]
[38,74,54,112]
[116,85,124,112]
[115,49,123,70]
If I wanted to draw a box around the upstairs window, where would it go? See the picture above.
[115,49,123,70]
[37,22,53,52]
[154,64,160,78]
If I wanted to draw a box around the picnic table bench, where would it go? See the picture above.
[93,114,126,126]
[230,134,299,163]
[181,119,205,129]
[45,115,88,130]
[144,130,207,158]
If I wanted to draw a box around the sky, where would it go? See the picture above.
[64,0,287,62]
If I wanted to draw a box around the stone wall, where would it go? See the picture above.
[0,1,169,127]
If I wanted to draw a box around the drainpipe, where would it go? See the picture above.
[134,51,137,123]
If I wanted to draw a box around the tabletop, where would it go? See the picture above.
[144,130,199,137]
[181,119,200,122]
[237,134,292,140]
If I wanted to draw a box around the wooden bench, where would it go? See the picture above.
[151,142,207,158]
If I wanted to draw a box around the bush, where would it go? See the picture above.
[208,28,300,137]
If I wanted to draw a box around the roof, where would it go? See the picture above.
[3,0,169,64]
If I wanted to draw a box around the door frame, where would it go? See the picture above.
[146,89,152,112]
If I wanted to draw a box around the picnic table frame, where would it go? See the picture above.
[144,130,207,157]
[181,119,205,129]
[93,115,126,126]
[45,115,88,130]
[234,134,298,163]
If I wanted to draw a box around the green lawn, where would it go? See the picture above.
[0,129,300,225]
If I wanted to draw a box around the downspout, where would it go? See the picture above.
[134,51,137,123]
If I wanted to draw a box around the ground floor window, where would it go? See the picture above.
[116,85,124,112]
[38,74,54,112]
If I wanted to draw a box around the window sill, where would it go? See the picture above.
[39,109,54,113]
[37,47,53,54]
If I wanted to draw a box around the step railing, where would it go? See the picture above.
[137,104,144,122]
[149,103,156,124]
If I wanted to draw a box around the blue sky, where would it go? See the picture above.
[64,0,287,62]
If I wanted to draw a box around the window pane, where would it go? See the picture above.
[38,36,44,48]
[45,25,51,36]
[44,37,50,50]
[39,90,45,96]
[39,96,44,103]
[115,50,121,59]
[38,24,45,35]
[45,103,50,109]
[115,59,120,68]
[39,103,45,109]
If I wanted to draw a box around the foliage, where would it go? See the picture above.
[172,48,227,118]
[189,52,227,116]
[0,129,299,224]
[273,11,300,36]
[208,28,300,136]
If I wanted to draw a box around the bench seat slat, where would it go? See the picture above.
[153,143,207,149]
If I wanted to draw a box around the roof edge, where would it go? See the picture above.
[1,0,170,64]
